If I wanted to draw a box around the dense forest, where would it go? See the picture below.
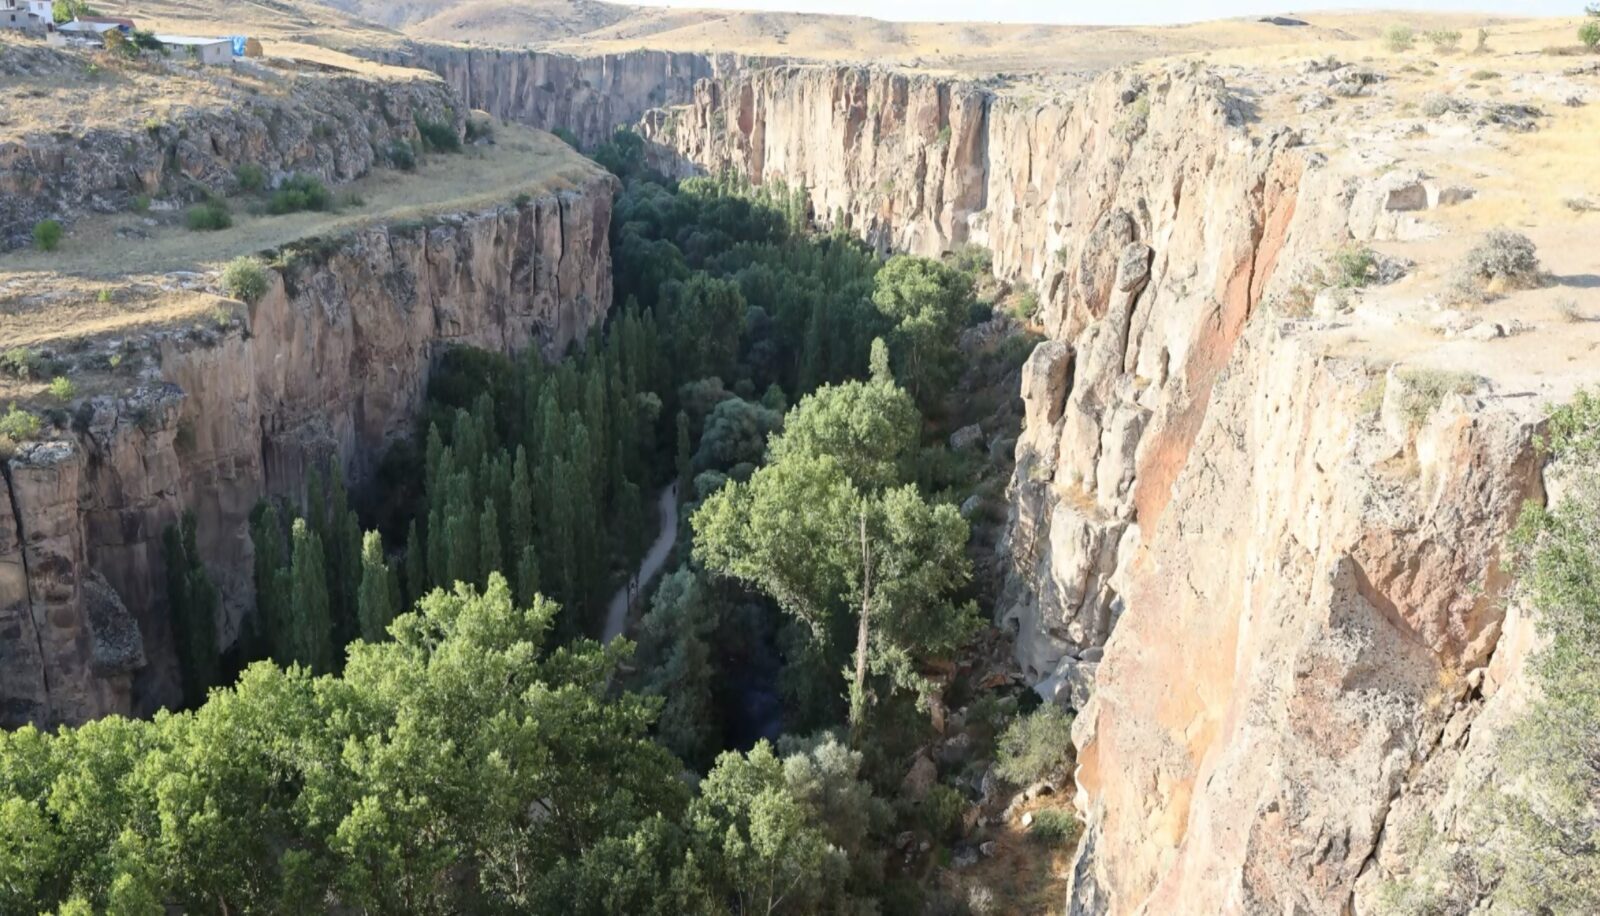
[0,132,1064,914]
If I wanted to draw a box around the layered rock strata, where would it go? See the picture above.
[0,180,614,725]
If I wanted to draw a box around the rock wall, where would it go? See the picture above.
[399,45,733,149]
[0,178,614,726]
[612,58,1553,913]
[0,48,462,249]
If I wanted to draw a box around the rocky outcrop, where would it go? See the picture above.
[0,42,462,248]
[399,46,731,148]
[0,179,614,725]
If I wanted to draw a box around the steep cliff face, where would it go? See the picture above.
[400,45,731,148]
[618,57,1577,912]
[0,41,462,249]
[0,179,614,725]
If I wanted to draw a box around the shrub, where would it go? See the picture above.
[1474,27,1490,54]
[235,163,266,192]
[0,347,41,380]
[550,126,580,149]
[1331,245,1377,288]
[0,405,41,448]
[1556,299,1590,323]
[1469,69,1501,81]
[386,140,417,171]
[130,194,151,213]
[33,219,63,252]
[1028,808,1079,847]
[1458,229,1541,292]
[994,704,1075,785]
[335,190,365,209]
[415,116,461,153]
[464,116,494,143]
[221,256,270,304]
[185,199,232,231]
[267,174,333,215]
[1385,26,1416,53]
[1424,29,1462,53]
[1396,368,1478,427]
[1582,22,1600,50]
[1014,290,1040,322]
[47,376,76,401]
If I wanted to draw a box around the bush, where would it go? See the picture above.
[1385,26,1416,53]
[48,376,76,401]
[235,163,266,192]
[994,705,1075,785]
[33,219,63,252]
[0,405,41,448]
[464,116,494,143]
[551,126,580,149]
[1396,368,1478,427]
[1028,808,1079,847]
[415,116,461,153]
[221,256,270,304]
[0,347,41,380]
[1469,69,1501,81]
[1458,229,1541,292]
[185,199,232,231]
[1014,290,1040,322]
[386,140,417,171]
[1424,29,1462,53]
[267,174,333,215]
[130,194,151,213]
[1582,22,1600,50]
[1331,245,1377,288]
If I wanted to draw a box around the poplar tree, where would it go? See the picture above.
[509,446,533,561]
[516,545,541,608]
[404,519,426,606]
[249,501,286,656]
[163,511,219,707]
[287,518,333,673]
[479,498,502,585]
[676,410,692,495]
[357,530,397,643]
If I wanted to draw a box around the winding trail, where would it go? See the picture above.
[603,484,679,642]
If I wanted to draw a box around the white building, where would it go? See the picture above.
[154,34,233,65]
[0,0,52,33]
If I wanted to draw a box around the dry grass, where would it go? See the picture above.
[0,122,599,348]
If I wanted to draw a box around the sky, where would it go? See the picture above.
[629,1,1579,26]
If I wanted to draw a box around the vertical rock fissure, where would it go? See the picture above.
[0,459,52,708]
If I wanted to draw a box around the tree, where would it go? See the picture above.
[162,512,220,707]
[870,256,971,404]
[479,497,503,586]
[868,337,892,384]
[675,410,693,496]
[634,568,721,768]
[662,274,747,384]
[248,501,286,660]
[404,519,426,606]
[692,397,781,473]
[286,518,333,673]
[687,738,879,914]
[357,531,398,643]
[766,379,919,493]
[1581,20,1600,50]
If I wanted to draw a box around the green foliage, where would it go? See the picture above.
[221,256,270,304]
[1330,244,1378,288]
[184,198,232,232]
[130,194,151,213]
[356,530,398,643]
[386,140,417,171]
[693,397,781,473]
[0,405,40,448]
[871,255,973,406]
[1385,25,1416,52]
[1581,21,1600,50]
[32,220,63,252]
[1424,28,1462,52]
[994,705,1075,785]
[551,126,581,149]
[234,163,266,192]
[0,347,41,380]
[767,378,921,492]
[1395,368,1479,428]
[633,567,721,768]
[414,115,461,153]
[1028,808,1078,848]
[590,129,648,180]
[162,512,220,707]
[284,517,333,672]
[1459,228,1541,289]
[0,576,692,914]
[45,376,75,402]
[266,173,334,215]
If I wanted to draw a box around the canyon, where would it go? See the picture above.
[3,14,1597,914]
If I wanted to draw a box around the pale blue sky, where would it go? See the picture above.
[631,1,1579,26]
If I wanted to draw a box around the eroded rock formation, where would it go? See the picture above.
[0,182,614,725]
